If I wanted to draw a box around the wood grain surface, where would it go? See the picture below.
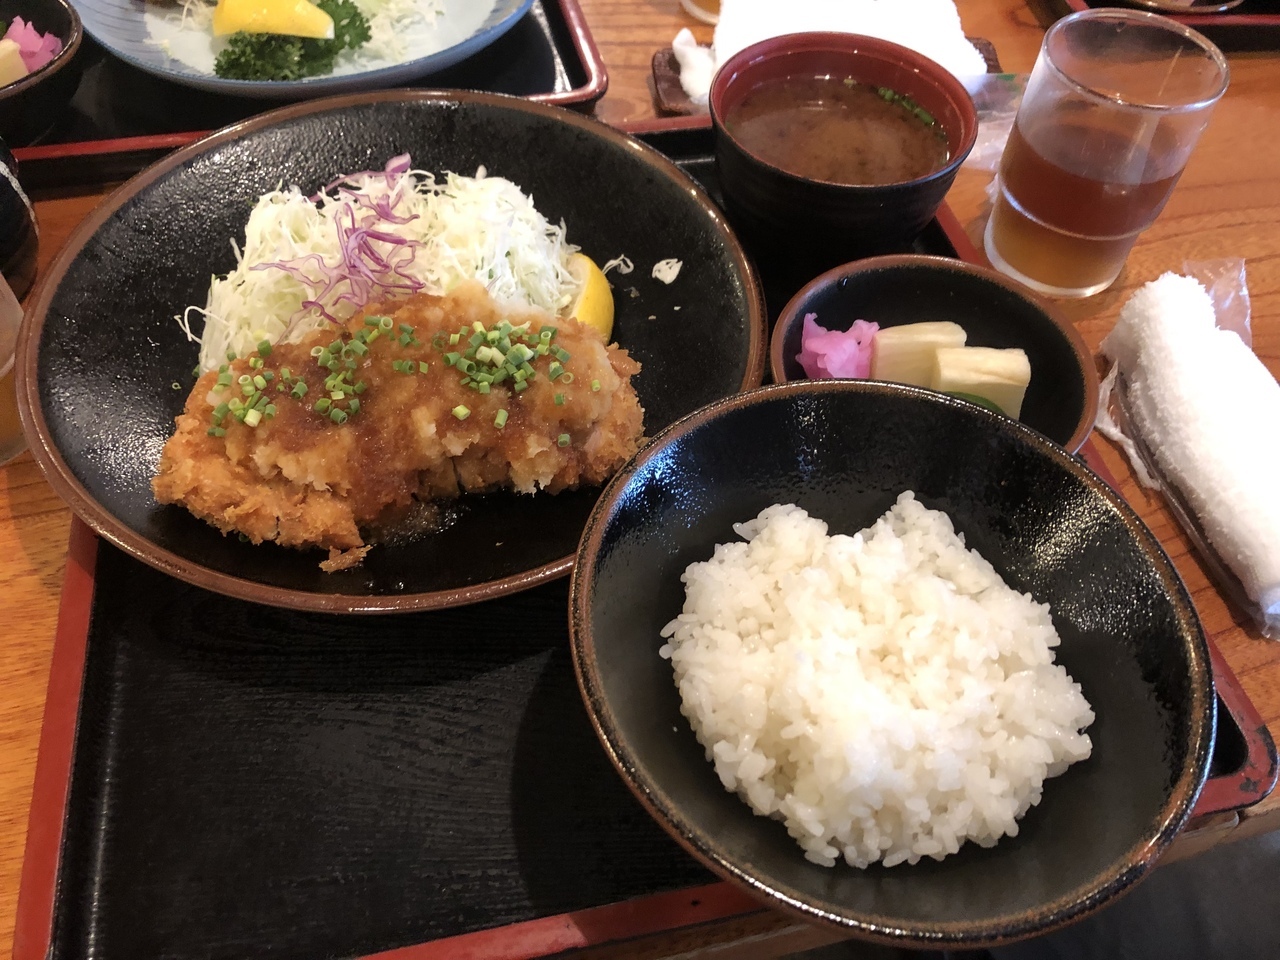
[3,1,1280,957]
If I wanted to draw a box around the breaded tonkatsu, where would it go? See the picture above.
[152,282,645,570]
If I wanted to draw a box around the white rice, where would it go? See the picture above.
[659,492,1094,869]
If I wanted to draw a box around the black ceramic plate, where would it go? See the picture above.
[17,90,766,613]
[571,381,1214,947]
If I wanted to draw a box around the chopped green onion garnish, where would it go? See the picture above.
[315,398,331,413]
[591,379,601,391]
[494,409,508,428]
[244,409,263,428]
[291,382,308,399]
[452,404,471,420]
[330,408,348,425]
[554,393,565,406]
[557,433,570,447]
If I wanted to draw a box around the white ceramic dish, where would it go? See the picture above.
[71,0,532,98]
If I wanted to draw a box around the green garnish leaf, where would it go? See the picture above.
[946,391,1003,414]
[214,0,372,82]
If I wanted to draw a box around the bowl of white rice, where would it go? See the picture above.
[569,380,1214,948]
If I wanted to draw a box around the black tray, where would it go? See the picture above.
[10,0,607,190]
[1029,0,1280,50]
[15,123,1276,960]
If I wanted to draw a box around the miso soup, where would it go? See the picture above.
[724,75,950,186]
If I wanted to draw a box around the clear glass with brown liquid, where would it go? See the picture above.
[0,274,26,465]
[984,10,1229,298]
[0,361,25,465]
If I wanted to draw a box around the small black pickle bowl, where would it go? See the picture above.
[769,254,1100,452]
[0,0,84,146]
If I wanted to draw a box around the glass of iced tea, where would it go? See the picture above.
[985,9,1228,298]
[0,273,25,465]
[679,0,719,24]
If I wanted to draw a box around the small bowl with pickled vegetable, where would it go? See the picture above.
[0,0,83,145]
[769,254,1099,452]
[709,32,978,275]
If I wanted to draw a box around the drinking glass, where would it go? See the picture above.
[984,9,1228,298]
[0,273,25,465]
[679,0,720,24]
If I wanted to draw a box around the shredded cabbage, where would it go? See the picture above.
[180,155,581,373]
[359,0,444,62]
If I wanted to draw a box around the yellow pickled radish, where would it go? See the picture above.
[211,0,335,38]
[0,39,28,87]
[565,252,615,341]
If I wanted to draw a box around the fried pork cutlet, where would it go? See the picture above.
[152,282,645,570]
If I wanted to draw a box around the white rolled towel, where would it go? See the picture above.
[672,0,989,104]
[1101,273,1280,636]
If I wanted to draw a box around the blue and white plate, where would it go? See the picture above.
[71,0,533,98]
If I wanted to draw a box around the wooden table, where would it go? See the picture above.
[3,1,1279,957]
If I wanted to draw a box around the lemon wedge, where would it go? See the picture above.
[565,252,615,341]
[212,0,335,38]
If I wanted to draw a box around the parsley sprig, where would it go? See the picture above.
[214,0,372,82]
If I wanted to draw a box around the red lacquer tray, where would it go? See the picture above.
[14,120,1277,960]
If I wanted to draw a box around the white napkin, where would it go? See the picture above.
[1099,273,1280,637]
[672,0,990,104]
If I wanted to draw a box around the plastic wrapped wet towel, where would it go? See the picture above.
[671,0,989,104]
[1099,273,1280,638]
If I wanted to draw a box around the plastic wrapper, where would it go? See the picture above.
[1096,264,1280,639]
[961,73,1026,172]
